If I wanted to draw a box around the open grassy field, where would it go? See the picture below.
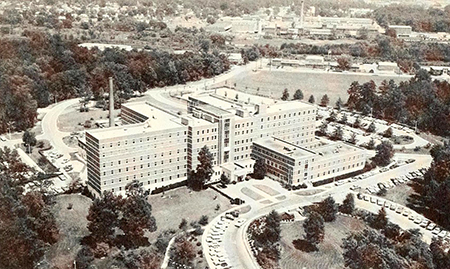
[46,194,92,269]
[279,215,366,269]
[57,104,121,133]
[146,186,232,242]
[229,69,410,105]
[377,183,415,208]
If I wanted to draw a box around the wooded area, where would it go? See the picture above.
[0,30,230,134]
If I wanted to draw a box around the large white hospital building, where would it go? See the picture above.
[81,87,366,196]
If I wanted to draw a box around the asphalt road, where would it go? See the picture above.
[204,153,432,269]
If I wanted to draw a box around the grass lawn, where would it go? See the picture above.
[377,183,415,208]
[229,69,409,106]
[46,194,92,269]
[146,186,232,242]
[254,184,280,196]
[241,187,265,201]
[279,215,366,269]
[57,105,121,133]
[294,189,325,196]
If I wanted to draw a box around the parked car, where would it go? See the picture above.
[427,223,436,230]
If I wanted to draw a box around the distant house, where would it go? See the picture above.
[389,25,412,37]
[377,61,399,72]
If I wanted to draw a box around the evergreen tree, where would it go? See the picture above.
[303,211,325,247]
[317,196,338,222]
[373,141,394,167]
[340,193,355,215]
[253,158,267,179]
[293,89,304,100]
[320,94,330,107]
[281,88,289,101]
[308,95,315,104]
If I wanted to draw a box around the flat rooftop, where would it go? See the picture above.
[254,138,363,159]
[189,88,314,117]
[254,138,316,159]
[314,141,360,156]
[88,102,184,140]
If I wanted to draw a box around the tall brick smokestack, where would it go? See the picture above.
[109,77,114,127]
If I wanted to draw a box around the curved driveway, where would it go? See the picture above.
[203,153,432,269]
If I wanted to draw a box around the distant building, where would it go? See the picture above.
[377,61,399,72]
[78,43,133,51]
[389,25,412,37]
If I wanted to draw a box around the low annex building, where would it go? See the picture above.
[252,137,366,186]
[81,87,366,197]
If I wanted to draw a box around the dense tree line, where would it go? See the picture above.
[409,142,450,231]
[0,30,230,134]
[280,37,450,68]
[0,147,59,269]
[346,70,450,136]
[373,4,450,32]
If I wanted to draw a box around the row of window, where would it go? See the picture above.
[260,110,315,123]
[104,172,188,192]
[100,132,187,148]
[102,164,188,176]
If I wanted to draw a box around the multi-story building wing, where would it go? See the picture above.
[82,87,367,197]
[252,137,366,186]
[85,102,188,196]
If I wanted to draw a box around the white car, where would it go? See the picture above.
[427,223,436,230]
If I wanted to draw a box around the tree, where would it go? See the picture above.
[342,229,405,269]
[253,158,267,179]
[319,121,328,136]
[349,132,357,144]
[198,215,209,226]
[340,193,355,215]
[179,218,187,231]
[340,113,348,124]
[367,122,377,133]
[22,130,37,151]
[220,173,230,186]
[332,126,344,140]
[119,181,157,249]
[317,196,338,222]
[337,56,351,71]
[328,111,337,122]
[281,88,289,101]
[293,89,304,100]
[320,94,330,107]
[308,95,315,104]
[86,191,120,245]
[367,138,376,150]
[383,127,393,138]
[373,141,394,166]
[75,246,94,269]
[353,117,361,128]
[303,211,325,248]
[372,207,388,230]
[188,146,213,190]
[169,236,196,267]
[335,97,344,110]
